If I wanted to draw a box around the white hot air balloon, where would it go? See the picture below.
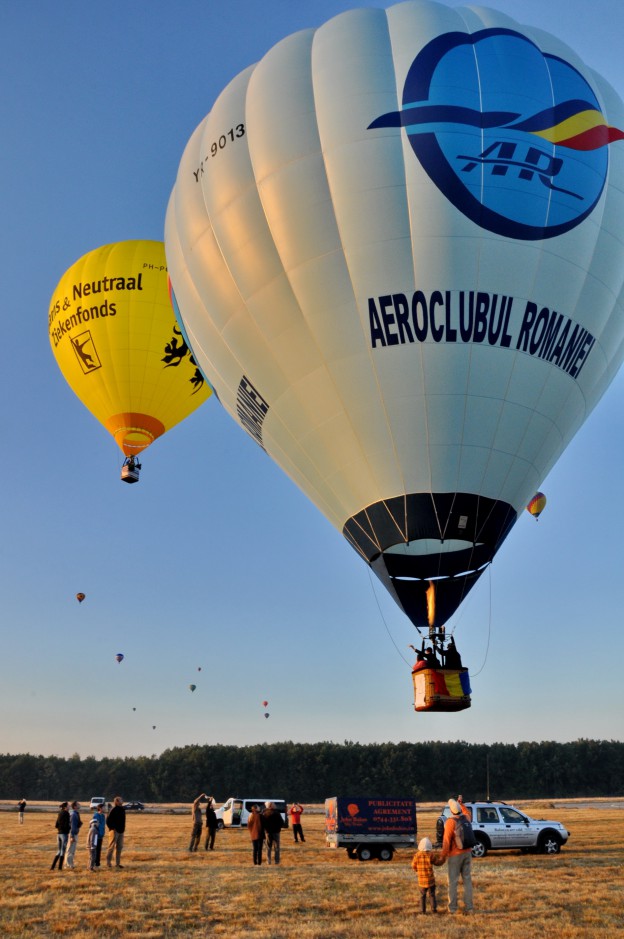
[165,2,624,635]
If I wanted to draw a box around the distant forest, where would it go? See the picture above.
[1,740,622,803]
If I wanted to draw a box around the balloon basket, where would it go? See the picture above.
[121,459,140,484]
[412,667,471,712]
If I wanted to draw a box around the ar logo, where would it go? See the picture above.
[460,141,579,202]
[369,27,624,240]
[71,331,101,374]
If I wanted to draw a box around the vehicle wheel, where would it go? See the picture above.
[346,847,357,860]
[216,820,225,831]
[539,833,561,855]
[471,835,488,858]
[357,845,374,861]
[378,846,394,862]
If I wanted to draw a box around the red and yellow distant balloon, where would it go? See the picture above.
[526,492,547,520]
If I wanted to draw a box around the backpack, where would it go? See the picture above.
[453,814,477,850]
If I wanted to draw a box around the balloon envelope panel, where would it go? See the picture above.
[49,240,211,456]
[165,2,624,628]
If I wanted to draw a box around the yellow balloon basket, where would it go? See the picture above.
[412,668,472,712]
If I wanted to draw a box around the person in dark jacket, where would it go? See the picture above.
[204,797,218,851]
[65,801,82,869]
[262,802,284,865]
[443,637,463,669]
[106,796,126,868]
[51,802,70,870]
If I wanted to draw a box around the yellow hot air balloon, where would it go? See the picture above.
[49,240,211,482]
[526,492,547,520]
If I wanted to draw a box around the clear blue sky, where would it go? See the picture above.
[1,0,622,761]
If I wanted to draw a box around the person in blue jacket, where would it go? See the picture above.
[93,804,106,868]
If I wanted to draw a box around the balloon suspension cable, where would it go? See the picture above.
[470,562,492,678]
[367,569,411,667]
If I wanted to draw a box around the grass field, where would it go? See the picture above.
[1,801,623,937]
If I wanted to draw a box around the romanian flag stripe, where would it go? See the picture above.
[530,109,624,150]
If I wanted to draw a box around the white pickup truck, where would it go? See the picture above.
[436,801,570,857]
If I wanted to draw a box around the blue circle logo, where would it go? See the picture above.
[369,28,624,240]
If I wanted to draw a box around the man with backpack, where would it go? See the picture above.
[440,798,475,914]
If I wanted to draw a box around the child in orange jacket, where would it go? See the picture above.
[411,836,445,913]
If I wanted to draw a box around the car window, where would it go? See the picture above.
[499,807,526,824]
[476,807,499,824]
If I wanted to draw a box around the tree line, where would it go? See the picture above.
[0,739,622,803]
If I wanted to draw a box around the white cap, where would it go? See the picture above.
[418,837,432,851]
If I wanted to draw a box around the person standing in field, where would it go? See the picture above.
[262,801,285,865]
[247,803,264,865]
[189,793,206,852]
[17,799,26,824]
[411,836,444,913]
[87,816,100,871]
[289,802,305,842]
[51,801,70,870]
[64,800,82,869]
[93,803,106,868]
[204,797,218,851]
[441,798,474,914]
[106,795,126,868]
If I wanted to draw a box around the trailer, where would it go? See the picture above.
[325,796,417,861]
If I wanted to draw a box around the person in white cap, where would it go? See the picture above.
[440,798,474,914]
[411,836,444,913]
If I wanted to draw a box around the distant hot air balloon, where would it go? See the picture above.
[262,700,268,708]
[76,593,85,603]
[115,653,124,663]
[197,667,202,672]
[526,492,547,520]
[49,240,211,483]
[152,725,156,730]
[264,713,270,719]
[132,707,136,711]
[189,684,197,692]
[165,3,624,644]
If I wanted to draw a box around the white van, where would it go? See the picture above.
[214,797,288,830]
[89,797,107,810]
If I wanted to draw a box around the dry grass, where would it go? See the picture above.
[1,802,623,937]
